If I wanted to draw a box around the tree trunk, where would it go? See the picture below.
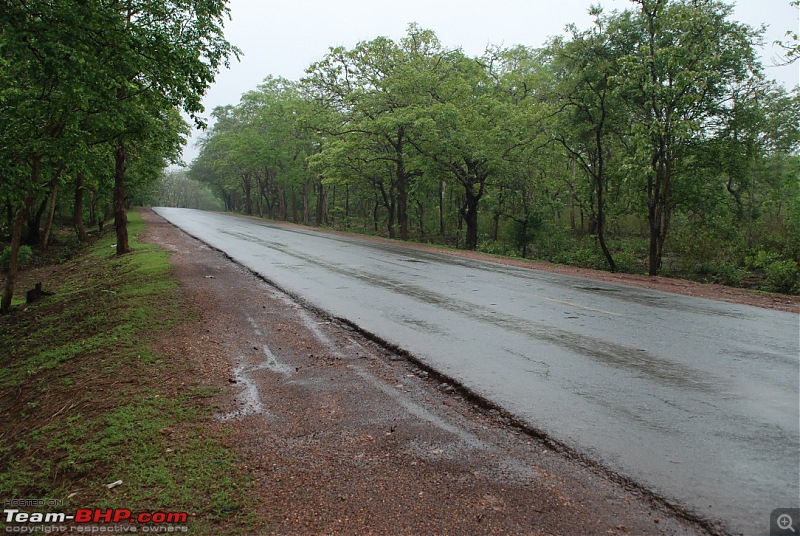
[114,138,130,255]
[280,187,288,221]
[315,179,324,225]
[41,183,59,250]
[459,165,487,250]
[595,185,616,273]
[255,174,264,217]
[242,175,253,215]
[569,158,577,231]
[2,159,38,314]
[648,216,660,275]
[417,200,424,240]
[461,191,480,250]
[302,181,309,223]
[387,181,396,239]
[73,172,89,242]
[89,189,98,229]
[593,123,616,272]
[331,185,337,225]
[373,193,380,234]
[647,153,670,276]
[26,197,47,246]
[439,180,446,238]
[344,184,350,224]
[5,200,13,242]
[1,203,29,314]
[396,135,409,241]
[291,186,298,223]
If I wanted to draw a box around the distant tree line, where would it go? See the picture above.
[0,0,238,312]
[154,170,223,211]
[191,1,800,293]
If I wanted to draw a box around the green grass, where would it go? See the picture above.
[0,210,256,534]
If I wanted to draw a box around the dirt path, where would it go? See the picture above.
[142,209,719,535]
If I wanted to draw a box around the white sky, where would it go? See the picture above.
[182,0,800,163]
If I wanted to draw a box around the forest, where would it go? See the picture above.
[0,0,238,312]
[3,0,799,308]
[185,2,800,294]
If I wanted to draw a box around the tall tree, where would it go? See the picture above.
[95,0,238,255]
[0,0,93,313]
[550,10,625,271]
[410,48,543,250]
[0,0,237,313]
[305,25,446,239]
[615,0,761,274]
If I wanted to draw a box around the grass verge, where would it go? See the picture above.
[0,211,256,533]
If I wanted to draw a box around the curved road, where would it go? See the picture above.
[154,207,799,534]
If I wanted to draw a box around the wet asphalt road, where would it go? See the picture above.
[154,207,799,534]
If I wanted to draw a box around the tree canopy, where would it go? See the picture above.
[0,0,239,312]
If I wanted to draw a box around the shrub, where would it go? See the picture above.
[763,260,799,294]
[708,261,747,287]
[0,246,33,272]
[745,250,800,294]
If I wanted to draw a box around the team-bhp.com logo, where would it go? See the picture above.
[3,507,189,533]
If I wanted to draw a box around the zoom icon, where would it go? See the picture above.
[772,509,800,535]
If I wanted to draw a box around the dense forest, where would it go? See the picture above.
[3,0,799,304]
[185,2,800,294]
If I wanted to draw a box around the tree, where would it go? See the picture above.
[155,169,222,210]
[615,0,762,275]
[550,10,625,271]
[95,0,238,255]
[304,26,441,239]
[776,1,800,63]
[191,80,315,222]
[0,0,94,313]
[410,48,544,250]
[0,0,237,313]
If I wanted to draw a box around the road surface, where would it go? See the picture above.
[153,207,800,534]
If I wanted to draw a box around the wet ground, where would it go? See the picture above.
[152,207,800,535]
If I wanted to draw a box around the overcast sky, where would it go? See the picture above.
[181,0,800,163]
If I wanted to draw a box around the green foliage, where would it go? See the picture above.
[154,169,223,210]
[0,245,32,272]
[0,0,238,306]
[746,251,800,294]
[508,213,543,257]
[551,245,607,270]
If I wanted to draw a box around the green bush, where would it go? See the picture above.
[764,260,799,294]
[550,245,606,270]
[478,240,518,257]
[1,245,33,272]
[745,250,800,294]
[613,249,643,274]
[707,261,747,287]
